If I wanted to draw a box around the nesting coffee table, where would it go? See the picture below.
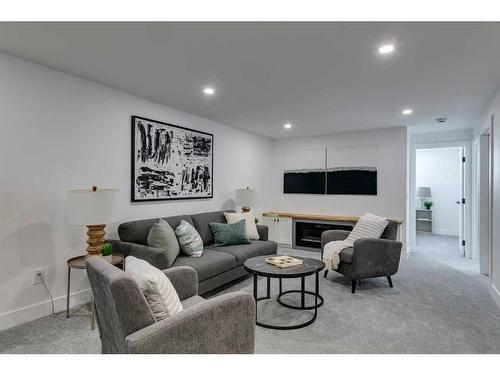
[243,255,325,330]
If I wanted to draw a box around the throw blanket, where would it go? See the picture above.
[322,213,390,271]
[323,240,351,271]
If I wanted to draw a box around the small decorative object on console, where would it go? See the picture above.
[266,256,303,268]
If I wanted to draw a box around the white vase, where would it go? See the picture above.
[102,255,112,262]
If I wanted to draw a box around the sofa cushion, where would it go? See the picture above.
[224,212,260,240]
[118,215,194,246]
[147,219,180,266]
[207,240,277,267]
[175,220,204,258]
[172,249,236,281]
[209,220,251,246]
[125,256,183,321]
[191,210,232,246]
[339,247,353,264]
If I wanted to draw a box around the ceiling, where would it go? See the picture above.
[1,22,499,138]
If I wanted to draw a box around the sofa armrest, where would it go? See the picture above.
[351,238,403,279]
[256,224,268,241]
[321,230,351,257]
[125,292,255,354]
[107,239,170,270]
[162,266,198,300]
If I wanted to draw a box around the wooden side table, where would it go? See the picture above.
[66,253,124,329]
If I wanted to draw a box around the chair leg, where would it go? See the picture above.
[387,275,393,288]
[351,280,356,294]
[323,270,328,278]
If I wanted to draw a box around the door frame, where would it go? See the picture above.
[408,141,472,255]
[477,119,493,276]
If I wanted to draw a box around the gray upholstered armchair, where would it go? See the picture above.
[321,220,402,293]
[86,256,255,354]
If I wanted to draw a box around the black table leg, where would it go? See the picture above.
[266,276,271,299]
[279,278,282,295]
[253,274,258,321]
[301,276,305,309]
[315,271,319,317]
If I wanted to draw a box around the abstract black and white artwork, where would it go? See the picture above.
[282,145,378,195]
[283,148,326,194]
[131,116,213,202]
[326,145,377,195]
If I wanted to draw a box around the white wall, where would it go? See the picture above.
[0,52,273,330]
[269,127,407,222]
[474,86,500,303]
[409,129,472,144]
[416,148,461,236]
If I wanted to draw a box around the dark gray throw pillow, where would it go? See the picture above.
[209,220,251,247]
[147,219,181,266]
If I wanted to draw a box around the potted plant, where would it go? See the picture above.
[423,200,433,210]
[100,243,113,262]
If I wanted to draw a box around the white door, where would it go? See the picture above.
[458,147,466,256]
[277,217,292,247]
[262,216,277,242]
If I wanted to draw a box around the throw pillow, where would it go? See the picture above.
[147,219,180,266]
[175,219,204,257]
[224,212,260,240]
[209,220,251,246]
[125,256,183,321]
[345,213,389,246]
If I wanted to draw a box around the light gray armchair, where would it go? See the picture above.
[86,256,255,354]
[321,220,402,293]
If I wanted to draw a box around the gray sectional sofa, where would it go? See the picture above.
[108,210,278,294]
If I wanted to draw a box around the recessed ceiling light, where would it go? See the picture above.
[284,123,292,129]
[378,44,395,55]
[203,87,215,96]
[402,108,413,115]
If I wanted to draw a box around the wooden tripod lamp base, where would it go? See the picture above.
[86,224,106,256]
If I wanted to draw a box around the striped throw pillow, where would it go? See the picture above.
[345,213,389,246]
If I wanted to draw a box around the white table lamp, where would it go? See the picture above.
[416,186,432,198]
[236,187,256,212]
[67,186,120,256]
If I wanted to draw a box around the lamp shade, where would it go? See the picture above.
[235,188,256,207]
[416,186,432,198]
[67,188,120,225]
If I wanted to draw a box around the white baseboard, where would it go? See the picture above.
[490,284,500,312]
[433,229,459,236]
[0,288,92,331]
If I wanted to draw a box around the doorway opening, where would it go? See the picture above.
[409,142,476,273]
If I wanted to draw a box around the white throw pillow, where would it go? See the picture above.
[345,213,389,246]
[224,212,260,240]
[125,256,183,321]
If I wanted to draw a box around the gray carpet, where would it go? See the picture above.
[1,249,500,354]
[416,232,479,274]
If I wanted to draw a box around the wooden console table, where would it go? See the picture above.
[262,212,403,250]
[262,211,404,224]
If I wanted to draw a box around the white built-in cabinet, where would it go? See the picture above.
[262,216,292,247]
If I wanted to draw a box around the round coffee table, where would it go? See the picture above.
[243,255,325,330]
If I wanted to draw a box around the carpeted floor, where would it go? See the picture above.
[416,232,479,274]
[1,247,500,354]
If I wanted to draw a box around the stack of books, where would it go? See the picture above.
[265,256,303,268]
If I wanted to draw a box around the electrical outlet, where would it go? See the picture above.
[33,269,45,285]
